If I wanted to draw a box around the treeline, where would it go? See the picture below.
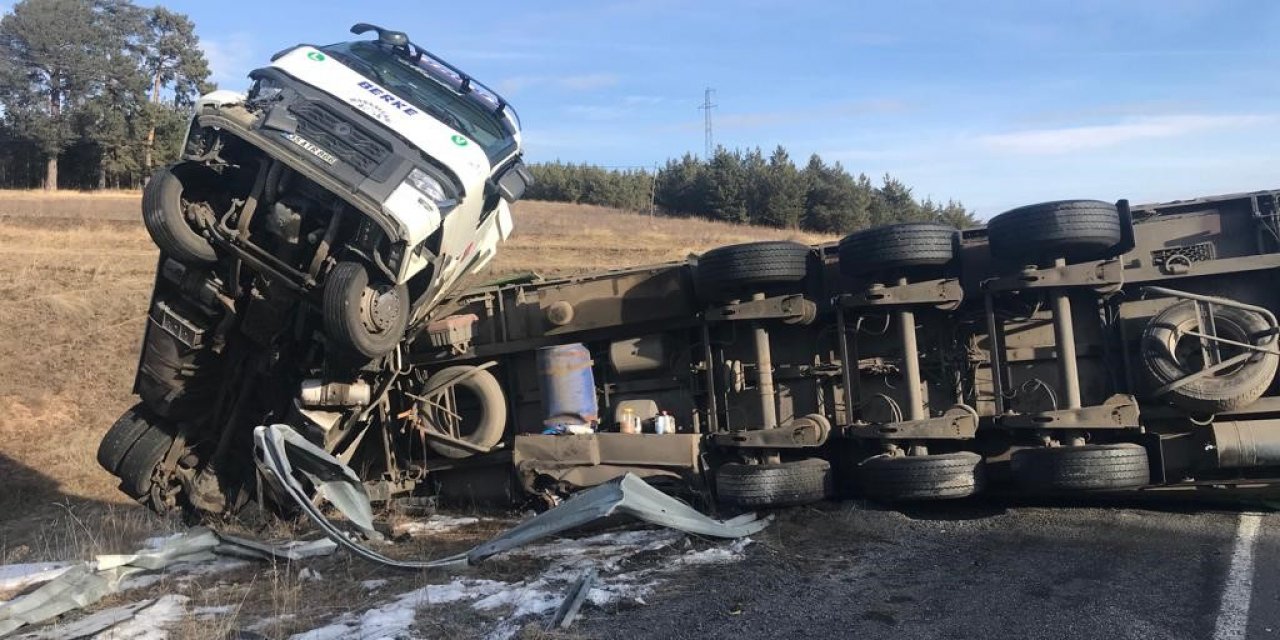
[526,147,976,234]
[0,0,211,190]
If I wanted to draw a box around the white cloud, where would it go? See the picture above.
[200,32,255,89]
[978,114,1273,154]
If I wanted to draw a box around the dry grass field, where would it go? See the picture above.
[0,190,834,557]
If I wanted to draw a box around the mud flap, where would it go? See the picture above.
[252,424,770,570]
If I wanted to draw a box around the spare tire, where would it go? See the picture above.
[1011,443,1149,493]
[695,241,810,299]
[856,451,985,501]
[1141,301,1279,414]
[323,260,410,359]
[987,200,1121,266]
[422,366,508,459]
[716,458,832,507]
[142,164,218,266]
[838,222,957,276]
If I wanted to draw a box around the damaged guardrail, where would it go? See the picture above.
[0,528,337,637]
[252,424,770,570]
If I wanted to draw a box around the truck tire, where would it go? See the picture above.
[1140,301,1279,414]
[323,260,410,359]
[838,223,957,276]
[423,366,508,459]
[97,404,154,477]
[115,416,177,502]
[987,200,1121,266]
[695,241,810,299]
[716,458,832,508]
[856,451,984,501]
[1011,443,1149,493]
[142,164,218,266]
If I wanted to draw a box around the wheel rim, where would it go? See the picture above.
[360,284,403,334]
[1165,315,1251,377]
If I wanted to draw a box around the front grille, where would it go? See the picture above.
[290,101,391,175]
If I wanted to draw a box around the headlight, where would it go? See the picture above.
[404,168,456,208]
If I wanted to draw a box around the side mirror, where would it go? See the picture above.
[350,23,408,48]
[496,161,533,203]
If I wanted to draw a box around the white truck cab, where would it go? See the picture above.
[157,23,531,357]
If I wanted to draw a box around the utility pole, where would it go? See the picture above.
[699,87,716,159]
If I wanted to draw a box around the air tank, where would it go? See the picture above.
[536,343,599,429]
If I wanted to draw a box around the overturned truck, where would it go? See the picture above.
[95,29,1280,516]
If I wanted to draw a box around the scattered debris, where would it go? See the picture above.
[0,530,216,636]
[392,515,483,538]
[0,528,337,638]
[549,568,597,630]
[254,423,770,571]
[94,595,189,640]
[215,535,338,563]
[1,424,766,638]
[294,528,754,639]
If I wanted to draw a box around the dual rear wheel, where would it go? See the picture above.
[97,404,177,512]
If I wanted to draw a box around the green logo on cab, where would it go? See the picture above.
[306,51,326,62]
[450,135,469,147]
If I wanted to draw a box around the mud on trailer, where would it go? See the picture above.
[101,187,1280,513]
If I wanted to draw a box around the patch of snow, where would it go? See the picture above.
[97,594,189,639]
[247,613,295,633]
[292,526,755,640]
[0,562,71,599]
[677,537,754,565]
[193,604,237,619]
[393,515,483,537]
[291,579,510,640]
[141,532,186,549]
[118,573,168,591]
[175,557,251,578]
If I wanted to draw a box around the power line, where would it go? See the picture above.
[698,87,716,159]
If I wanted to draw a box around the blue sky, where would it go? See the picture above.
[96,1,1280,215]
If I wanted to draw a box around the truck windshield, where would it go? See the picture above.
[321,41,517,165]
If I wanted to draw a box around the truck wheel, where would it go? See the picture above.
[987,200,1121,266]
[422,366,508,459]
[142,164,218,266]
[1011,443,1149,493]
[115,414,177,505]
[1141,301,1279,414]
[838,222,957,276]
[695,241,810,299]
[323,260,410,359]
[716,458,832,508]
[98,404,154,477]
[856,451,984,501]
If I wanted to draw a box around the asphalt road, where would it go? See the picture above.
[579,495,1280,640]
